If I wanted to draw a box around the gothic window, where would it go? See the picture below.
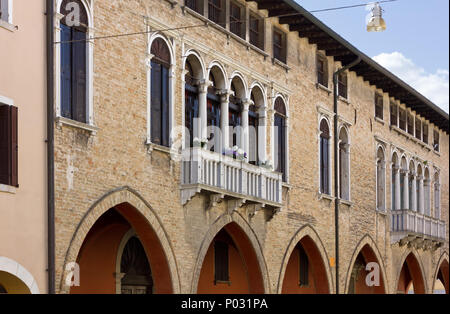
[185,60,199,148]
[207,72,221,152]
[339,127,350,201]
[320,119,330,195]
[274,97,287,181]
[376,147,385,210]
[60,0,89,123]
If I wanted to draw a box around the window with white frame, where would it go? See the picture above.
[0,0,12,24]
[338,126,350,201]
[57,0,93,125]
[319,118,331,195]
[376,146,385,210]
[434,171,440,219]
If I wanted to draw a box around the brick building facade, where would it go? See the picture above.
[48,0,450,294]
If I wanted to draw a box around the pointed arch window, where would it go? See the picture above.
[320,119,330,195]
[60,0,89,123]
[229,82,242,150]
[434,172,440,219]
[150,38,171,147]
[274,98,287,181]
[376,147,386,210]
[339,127,350,201]
[248,93,259,165]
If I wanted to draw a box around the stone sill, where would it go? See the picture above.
[146,142,172,155]
[0,184,17,194]
[374,116,385,125]
[316,83,332,95]
[272,58,290,72]
[0,20,16,32]
[390,125,434,151]
[376,209,388,216]
[339,96,350,105]
[318,192,334,202]
[56,116,99,134]
[183,6,269,59]
[338,198,353,207]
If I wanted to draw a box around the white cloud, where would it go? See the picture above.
[373,52,449,113]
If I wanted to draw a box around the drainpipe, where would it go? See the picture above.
[46,0,55,294]
[333,57,361,294]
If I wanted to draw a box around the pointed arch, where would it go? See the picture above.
[396,249,427,294]
[277,225,333,294]
[60,187,180,294]
[344,234,387,294]
[432,252,449,294]
[191,213,270,293]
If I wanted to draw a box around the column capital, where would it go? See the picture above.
[242,98,254,111]
[198,79,212,93]
[217,89,234,102]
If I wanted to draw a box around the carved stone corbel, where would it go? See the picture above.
[227,199,246,215]
[206,193,224,211]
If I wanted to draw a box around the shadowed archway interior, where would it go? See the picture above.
[69,203,173,294]
[397,253,426,294]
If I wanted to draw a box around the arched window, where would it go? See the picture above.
[184,60,199,148]
[339,127,350,200]
[150,38,171,147]
[391,153,399,210]
[376,147,385,211]
[60,0,89,123]
[319,119,330,194]
[434,172,440,219]
[207,71,221,152]
[400,157,408,209]
[120,236,153,294]
[274,97,287,181]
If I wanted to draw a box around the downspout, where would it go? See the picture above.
[333,57,360,294]
[46,0,55,294]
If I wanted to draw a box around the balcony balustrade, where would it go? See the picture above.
[180,147,283,210]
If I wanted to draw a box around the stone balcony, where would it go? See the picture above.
[180,147,283,215]
[391,209,447,250]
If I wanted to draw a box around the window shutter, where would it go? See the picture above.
[10,106,18,187]
[214,241,229,282]
[151,62,162,145]
[0,105,11,185]
[161,66,170,147]
[72,29,87,123]
[60,24,73,119]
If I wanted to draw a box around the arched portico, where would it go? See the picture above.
[60,187,180,294]
[396,250,426,294]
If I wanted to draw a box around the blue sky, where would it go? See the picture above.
[296,0,449,113]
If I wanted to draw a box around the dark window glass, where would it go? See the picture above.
[208,0,224,26]
[229,83,241,150]
[390,102,398,127]
[338,72,347,99]
[185,0,203,14]
[415,118,422,140]
[317,55,327,87]
[0,0,9,22]
[230,2,243,38]
[422,123,428,144]
[185,62,199,148]
[274,98,286,181]
[207,74,221,152]
[249,100,259,165]
[60,23,87,123]
[407,113,414,136]
[273,29,286,64]
[433,130,440,152]
[320,120,330,194]
[150,39,171,147]
[299,245,309,286]
[0,104,18,187]
[375,93,383,120]
[249,13,263,50]
[214,241,229,283]
[399,108,406,131]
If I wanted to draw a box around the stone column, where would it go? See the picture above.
[410,172,417,211]
[424,179,431,216]
[258,106,267,164]
[241,99,252,159]
[402,169,409,210]
[418,176,424,214]
[394,166,401,210]
[198,80,211,141]
[218,89,232,151]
